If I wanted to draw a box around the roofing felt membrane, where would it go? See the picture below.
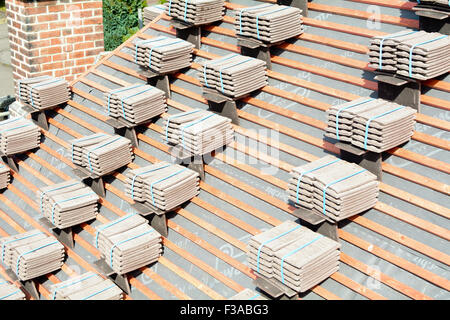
[0,0,449,300]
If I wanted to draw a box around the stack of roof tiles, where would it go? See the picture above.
[199,53,267,98]
[38,180,99,229]
[166,0,225,25]
[369,31,450,80]
[134,36,194,74]
[0,117,41,156]
[143,4,167,24]
[104,84,167,124]
[325,97,417,152]
[49,272,123,300]
[0,230,65,281]
[70,133,134,176]
[125,162,200,211]
[17,76,70,110]
[163,109,234,155]
[235,4,304,43]
[0,280,25,300]
[417,0,450,8]
[0,162,10,190]
[247,221,341,292]
[95,213,162,275]
[229,288,266,300]
[287,155,379,222]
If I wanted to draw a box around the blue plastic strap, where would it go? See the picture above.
[71,133,107,163]
[1,231,43,263]
[249,293,260,300]
[29,78,63,108]
[409,35,447,77]
[256,7,289,40]
[203,54,239,88]
[295,159,340,204]
[148,39,185,69]
[0,289,21,300]
[109,230,154,268]
[184,0,188,21]
[95,213,138,248]
[165,109,202,143]
[134,37,166,63]
[180,113,214,148]
[81,284,117,300]
[130,164,171,200]
[363,105,405,150]
[107,84,146,116]
[150,168,187,205]
[219,58,253,93]
[0,117,22,126]
[0,280,5,285]
[51,192,96,225]
[238,4,274,35]
[40,182,80,214]
[168,0,172,16]
[280,235,323,284]
[322,169,367,215]
[378,31,417,70]
[51,273,97,300]
[87,137,122,172]
[15,240,59,275]
[0,123,33,134]
[335,98,375,141]
[120,87,154,120]
[256,224,302,273]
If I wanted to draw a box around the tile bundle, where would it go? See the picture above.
[143,4,167,24]
[247,221,341,292]
[17,76,70,110]
[199,53,267,98]
[396,32,450,80]
[0,281,25,300]
[369,30,426,72]
[125,161,199,211]
[162,109,234,155]
[95,213,162,275]
[287,155,379,222]
[166,0,225,25]
[0,230,65,281]
[235,4,303,43]
[70,133,134,176]
[49,272,123,300]
[103,84,167,125]
[0,117,41,156]
[229,288,266,300]
[369,31,450,80]
[325,97,417,152]
[416,0,450,8]
[134,36,194,74]
[0,162,10,189]
[37,180,99,229]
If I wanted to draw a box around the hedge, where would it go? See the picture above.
[103,0,147,51]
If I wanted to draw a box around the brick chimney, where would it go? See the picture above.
[5,0,104,87]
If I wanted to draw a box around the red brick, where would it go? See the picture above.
[83,17,103,26]
[48,5,65,13]
[40,30,61,39]
[40,46,62,55]
[75,57,95,66]
[69,51,85,59]
[83,2,103,9]
[74,42,94,51]
[37,14,59,23]
[49,21,67,29]
[65,35,84,44]
[23,7,47,15]
[42,62,64,71]
[52,54,67,62]
[74,26,93,35]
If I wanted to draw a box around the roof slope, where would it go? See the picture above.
[0,0,449,300]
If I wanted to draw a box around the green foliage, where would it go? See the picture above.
[103,0,147,51]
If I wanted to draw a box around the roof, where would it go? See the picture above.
[0,0,449,300]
